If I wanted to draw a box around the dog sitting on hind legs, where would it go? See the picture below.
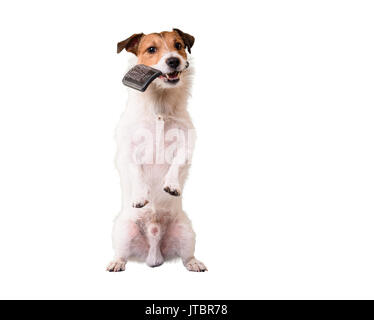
[106,29,207,272]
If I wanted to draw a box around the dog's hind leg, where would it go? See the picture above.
[106,216,147,272]
[162,213,207,272]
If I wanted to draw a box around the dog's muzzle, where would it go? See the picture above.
[158,61,189,84]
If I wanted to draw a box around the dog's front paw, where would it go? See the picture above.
[132,198,149,208]
[184,258,207,272]
[163,183,181,197]
[106,259,126,272]
[132,187,150,208]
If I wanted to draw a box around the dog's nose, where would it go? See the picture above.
[166,57,180,69]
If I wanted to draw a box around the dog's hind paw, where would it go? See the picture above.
[106,259,126,272]
[184,258,207,272]
[163,184,181,197]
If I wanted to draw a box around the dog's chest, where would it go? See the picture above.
[129,115,190,164]
[137,115,188,136]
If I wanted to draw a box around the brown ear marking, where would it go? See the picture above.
[173,28,195,54]
[117,33,144,55]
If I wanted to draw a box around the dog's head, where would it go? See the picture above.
[117,29,194,88]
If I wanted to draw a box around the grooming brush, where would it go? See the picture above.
[122,64,162,92]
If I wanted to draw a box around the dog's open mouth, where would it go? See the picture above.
[159,71,181,84]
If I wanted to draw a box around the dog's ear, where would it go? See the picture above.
[117,33,144,55]
[173,28,195,54]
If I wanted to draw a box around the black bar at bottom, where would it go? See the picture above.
[0,300,372,319]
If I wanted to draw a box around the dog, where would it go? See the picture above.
[106,29,207,272]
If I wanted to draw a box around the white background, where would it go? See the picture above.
[0,0,373,299]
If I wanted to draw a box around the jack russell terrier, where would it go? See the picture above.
[107,29,207,272]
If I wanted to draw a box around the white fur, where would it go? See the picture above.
[107,52,207,272]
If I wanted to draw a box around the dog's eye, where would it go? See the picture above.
[147,47,157,54]
[175,42,182,50]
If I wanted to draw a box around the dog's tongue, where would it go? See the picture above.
[167,71,179,79]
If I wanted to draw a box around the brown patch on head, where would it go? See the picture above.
[118,29,195,67]
[137,31,188,66]
[117,33,144,55]
[137,33,167,66]
[173,28,195,54]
